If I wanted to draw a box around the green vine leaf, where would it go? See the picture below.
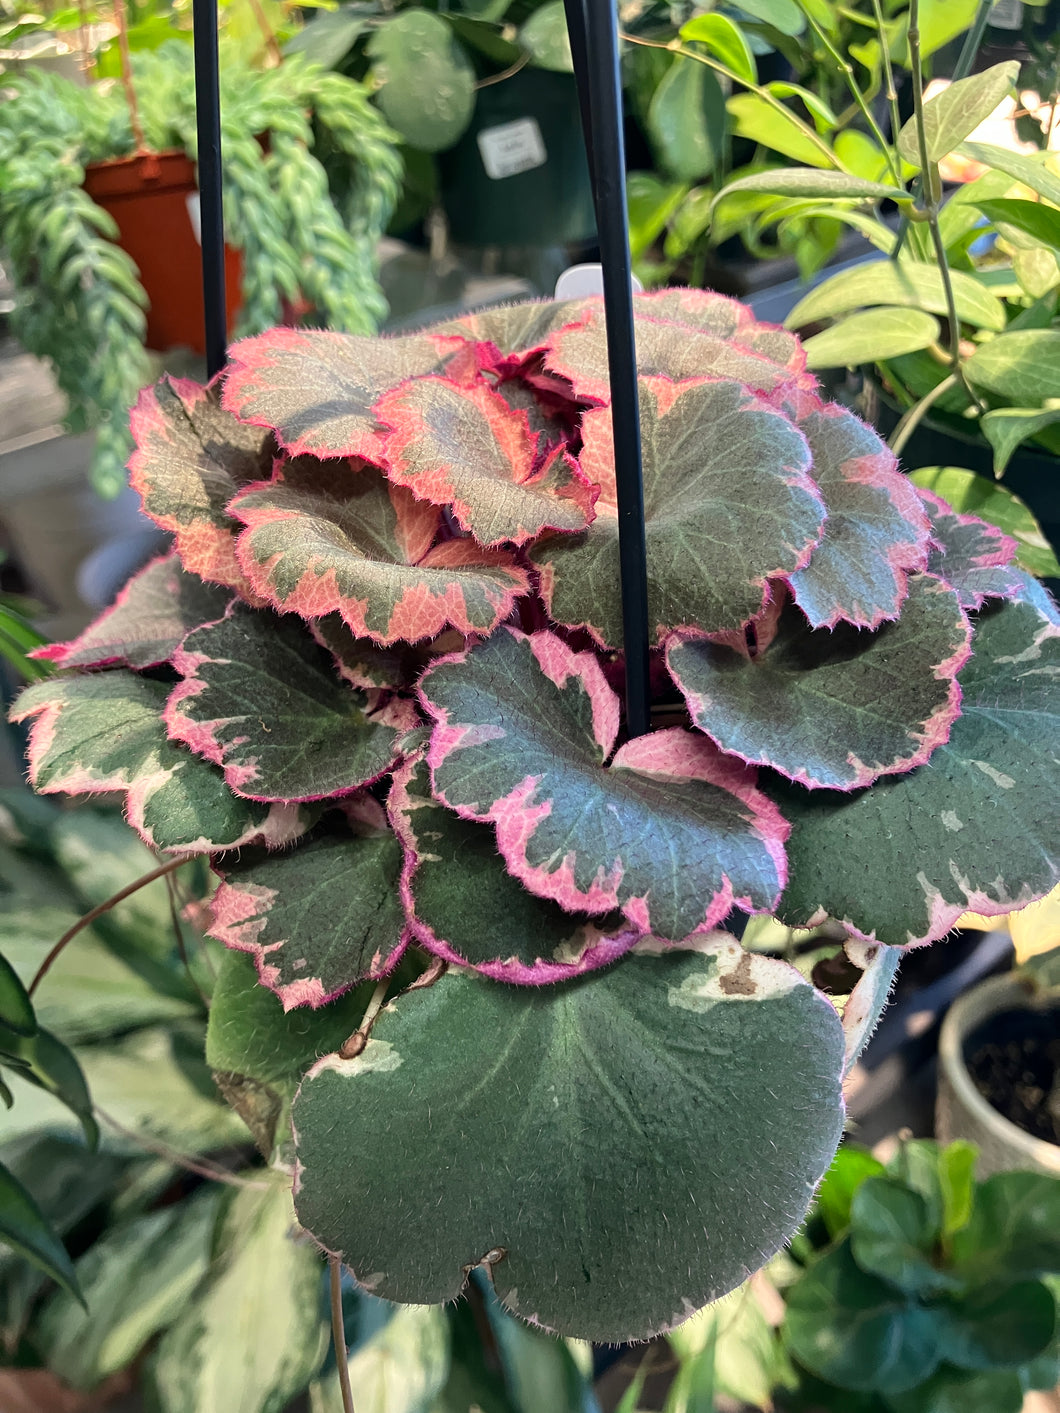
[231,459,530,645]
[533,377,824,648]
[293,938,845,1341]
[11,672,302,854]
[773,596,1060,944]
[167,603,409,803]
[420,629,789,940]
[897,63,1020,167]
[366,11,475,152]
[666,576,971,790]
[209,807,407,1009]
[129,377,273,596]
[35,554,231,672]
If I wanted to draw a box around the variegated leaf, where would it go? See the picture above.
[773,597,1060,945]
[167,603,406,803]
[419,629,788,941]
[33,555,231,671]
[666,576,971,790]
[221,326,470,461]
[841,940,899,1075]
[783,399,931,629]
[209,809,406,1009]
[388,755,639,982]
[375,376,595,547]
[919,489,1025,610]
[293,937,845,1341]
[309,614,433,692]
[231,459,530,645]
[533,378,824,647]
[634,287,808,377]
[10,672,302,853]
[545,299,808,404]
[129,377,273,593]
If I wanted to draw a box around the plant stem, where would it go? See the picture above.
[907,0,984,412]
[112,0,147,153]
[869,0,902,150]
[29,854,195,996]
[619,32,844,171]
[330,1256,356,1413]
[95,1106,270,1188]
[952,0,994,84]
[798,4,901,184]
[165,870,212,1011]
[887,372,958,455]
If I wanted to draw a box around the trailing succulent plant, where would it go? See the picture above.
[11,288,1060,1342]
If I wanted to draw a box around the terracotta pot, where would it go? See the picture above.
[937,972,1060,1179]
[83,149,242,355]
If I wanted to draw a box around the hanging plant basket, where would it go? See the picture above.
[83,149,243,355]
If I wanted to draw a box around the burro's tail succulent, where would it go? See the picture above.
[14,289,1059,1341]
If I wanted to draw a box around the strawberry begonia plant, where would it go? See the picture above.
[12,289,1060,1342]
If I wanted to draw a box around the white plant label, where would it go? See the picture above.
[477,118,548,180]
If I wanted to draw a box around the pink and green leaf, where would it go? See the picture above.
[545,300,807,404]
[419,629,788,941]
[209,817,407,1010]
[128,377,274,594]
[635,287,808,377]
[221,326,470,461]
[785,401,931,629]
[231,459,530,644]
[375,376,595,547]
[33,554,232,671]
[388,755,641,983]
[10,671,303,853]
[667,576,970,791]
[532,377,824,647]
[773,596,1060,945]
[428,297,595,362]
[309,614,436,692]
[167,603,407,803]
[919,489,1024,610]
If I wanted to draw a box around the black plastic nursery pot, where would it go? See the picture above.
[438,67,596,248]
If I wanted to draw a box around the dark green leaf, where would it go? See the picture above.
[0,1159,81,1306]
[733,0,804,36]
[981,408,1060,478]
[884,1365,1024,1413]
[974,198,1060,252]
[285,10,368,68]
[939,1280,1057,1371]
[366,12,475,152]
[850,1177,957,1297]
[784,1240,942,1394]
[648,57,727,183]
[294,939,846,1341]
[0,952,36,1039]
[2,1028,97,1150]
[950,1171,1060,1286]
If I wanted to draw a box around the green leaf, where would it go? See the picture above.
[534,377,824,648]
[814,1144,885,1240]
[898,64,1020,167]
[679,14,757,86]
[784,1239,943,1394]
[715,168,907,204]
[519,1,571,71]
[981,407,1060,478]
[209,818,406,1009]
[627,172,690,260]
[35,1188,221,1389]
[285,10,368,68]
[294,939,845,1341]
[728,92,832,169]
[973,198,1060,253]
[908,466,1060,579]
[939,1280,1057,1370]
[648,57,727,183]
[0,1027,98,1150]
[0,952,35,1039]
[774,596,1060,945]
[366,12,475,152]
[312,1303,450,1413]
[802,308,941,369]
[732,0,804,35]
[667,576,969,790]
[667,1285,780,1410]
[884,1366,1025,1413]
[960,142,1060,211]
[422,630,790,941]
[850,1177,957,1297]
[11,671,294,855]
[786,261,1006,332]
[0,1159,81,1306]
[938,1141,977,1238]
[964,331,1060,404]
[950,1171,1060,1286]
[151,1177,328,1413]
[168,604,405,804]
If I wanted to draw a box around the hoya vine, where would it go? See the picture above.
[13,289,1060,1340]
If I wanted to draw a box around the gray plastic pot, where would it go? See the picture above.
[937,972,1060,1178]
